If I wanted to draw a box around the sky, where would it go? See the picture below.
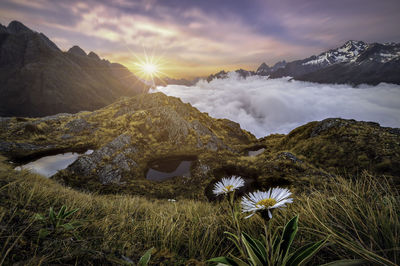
[1,0,400,78]
[153,74,400,137]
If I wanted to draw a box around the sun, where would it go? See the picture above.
[134,59,162,82]
[142,63,158,75]
[131,49,168,87]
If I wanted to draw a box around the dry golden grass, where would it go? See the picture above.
[0,161,399,265]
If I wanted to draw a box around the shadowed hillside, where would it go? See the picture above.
[0,21,148,117]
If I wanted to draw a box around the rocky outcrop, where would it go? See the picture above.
[0,93,255,188]
[280,118,400,176]
[65,118,93,133]
[69,134,138,184]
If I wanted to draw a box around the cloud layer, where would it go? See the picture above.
[153,74,400,138]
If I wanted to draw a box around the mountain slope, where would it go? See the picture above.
[0,21,148,117]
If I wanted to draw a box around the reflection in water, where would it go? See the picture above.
[15,150,93,178]
[146,160,193,182]
[248,148,265,157]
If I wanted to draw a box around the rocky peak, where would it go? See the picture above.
[7,20,33,34]
[206,70,228,82]
[88,51,100,60]
[271,60,286,71]
[0,23,7,33]
[235,69,254,78]
[302,40,368,66]
[256,62,271,76]
[342,40,367,50]
[68,45,87,57]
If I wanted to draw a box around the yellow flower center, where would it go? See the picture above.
[224,185,234,192]
[256,198,277,208]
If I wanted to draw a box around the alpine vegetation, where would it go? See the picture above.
[208,182,335,266]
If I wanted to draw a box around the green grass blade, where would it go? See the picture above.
[242,232,266,260]
[241,233,264,265]
[286,238,327,266]
[208,256,239,266]
[320,259,368,266]
[63,208,79,219]
[57,205,66,218]
[49,207,56,225]
[138,247,154,266]
[280,215,299,258]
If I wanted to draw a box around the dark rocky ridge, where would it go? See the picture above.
[0,21,148,117]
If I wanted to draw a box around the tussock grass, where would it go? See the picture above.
[0,164,398,265]
[292,172,400,265]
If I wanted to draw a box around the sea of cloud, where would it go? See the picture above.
[151,73,400,138]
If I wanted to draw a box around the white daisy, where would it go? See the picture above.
[213,176,245,196]
[241,188,293,219]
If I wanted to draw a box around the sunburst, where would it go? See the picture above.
[132,48,168,87]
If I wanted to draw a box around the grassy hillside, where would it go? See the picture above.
[1,93,399,264]
[0,159,398,265]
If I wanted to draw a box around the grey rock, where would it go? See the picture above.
[310,118,347,137]
[112,152,137,172]
[152,106,191,144]
[276,152,303,164]
[69,155,97,176]
[65,119,92,133]
[61,134,72,140]
[190,120,212,136]
[67,134,137,184]
[107,134,132,151]
[0,141,55,156]
[98,165,122,184]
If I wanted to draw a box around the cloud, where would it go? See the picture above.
[152,73,400,138]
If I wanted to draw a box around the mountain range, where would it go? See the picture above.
[0,21,148,117]
[206,40,400,85]
[1,20,400,119]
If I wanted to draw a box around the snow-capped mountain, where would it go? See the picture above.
[267,40,400,85]
[191,40,399,85]
[302,40,368,66]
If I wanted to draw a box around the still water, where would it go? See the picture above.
[146,157,195,181]
[15,150,93,177]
